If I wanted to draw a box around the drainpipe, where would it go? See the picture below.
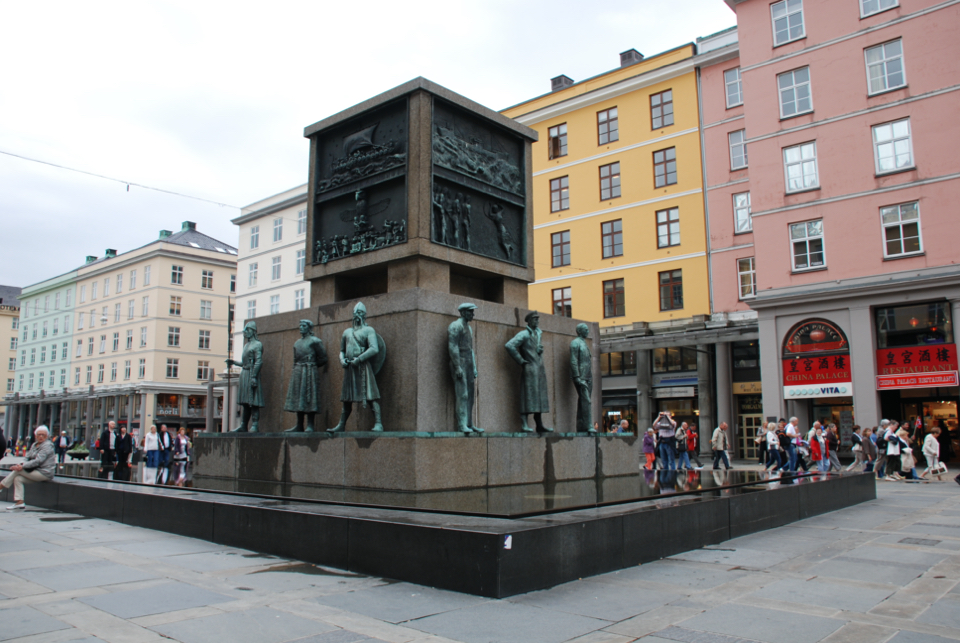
[696,66,715,315]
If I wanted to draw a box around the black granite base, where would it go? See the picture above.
[0,471,876,598]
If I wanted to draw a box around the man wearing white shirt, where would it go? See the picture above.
[785,417,799,471]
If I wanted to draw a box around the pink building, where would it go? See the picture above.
[701,0,960,444]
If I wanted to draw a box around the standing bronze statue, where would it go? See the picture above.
[570,323,597,434]
[328,301,386,432]
[448,303,484,434]
[227,321,264,433]
[505,311,553,433]
[283,320,328,433]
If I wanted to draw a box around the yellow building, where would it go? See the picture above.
[501,46,709,330]
[67,222,237,440]
[0,286,21,434]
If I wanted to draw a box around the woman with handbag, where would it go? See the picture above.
[921,426,944,480]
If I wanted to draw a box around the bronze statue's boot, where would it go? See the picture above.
[534,413,553,434]
[587,426,598,434]
[459,424,474,434]
[249,409,260,433]
[304,414,315,433]
[327,406,350,433]
[371,402,384,432]
[470,425,485,434]
[521,415,534,433]
[231,423,247,433]
[284,413,305,433]
[232,408,250,432]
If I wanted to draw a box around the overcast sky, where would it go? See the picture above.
[0,1,735,289]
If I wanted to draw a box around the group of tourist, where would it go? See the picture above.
[639,411,734,471]
[756,417,840,473]
[96,421,191,481]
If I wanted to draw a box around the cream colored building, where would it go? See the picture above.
[0,285,21,434]
[232,184,310,347]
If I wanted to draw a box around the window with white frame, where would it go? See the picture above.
[270,295,280,315]
[6,379,12,392]
[171,265,183,285]
[297,208,307,235]
[251,225,260,249]
[296,250,305,275]
[169,296,182,316]
[74,368,80,385]
[166,358,179,379]
[44,295,49,312]
[138,358,146,379]
[59,369,66,386]
[91,282,98,300]
[142,296,149,316]
[75,340,82,358]
[97,365,104,383]
[130,269,137,289]
[861,0,897,18]
[198,360,212,381]
[872,118,913,174]
[20,350,25,366]
[247,300,256,319]
[110,362,117,382]
[103,277,110,297]
[783,142,819,192]
[65,289,72,306]
[126,329,133,349]
[63,314,70,332]
[49,343,55,362]
[201,270,214,289]
[881,201,921,257]
[42,320,47,337]
[199,330,211,350]
[271,256,281,281]
[789,219,825,270]
[729,130,748,169]
[230,275,236,293]
[724,68,742,108]
[79,285,86,303]
[865,40,905,94]
[40,346,45,363]
[52,318,58,335]
[124,360,131,380]
[7,358,13,371]
[168,327,180,347]
[54,292,60,309]
[77,312,84,330]
[101,306,108,325]
[112,332,119,351]
[294,289,305,311]
[249,262,258,287]
[114,303,121,322]
[273,217,283,242]
[99,335,106,353]
[778,67,812,118]
[200,300,212,320]
[738,257,757,299]
[62,342,68,360]
[144,265,151,285]
[116,273,123,293]
[656,207,681,248]
[140,327,147,347]
[128,299,134,319]
[771,0,805,46]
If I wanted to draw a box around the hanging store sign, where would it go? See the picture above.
[876,344,957,375]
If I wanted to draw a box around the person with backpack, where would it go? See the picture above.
[675,422,693,470]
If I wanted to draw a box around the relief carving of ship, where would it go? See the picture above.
[318,122,406,193]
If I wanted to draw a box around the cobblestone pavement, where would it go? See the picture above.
[1,470,958,643]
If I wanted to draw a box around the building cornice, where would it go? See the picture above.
[77,247,237,279]
[233,189,308,226]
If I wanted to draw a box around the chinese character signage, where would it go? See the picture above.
[782,354,851,385]
[876,343,958,390]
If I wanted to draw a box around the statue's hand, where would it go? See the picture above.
[537,345,543,355]
[340,357,349,367]
[251,380,258,389]
[473,370,478,379]
[455,367,464,380]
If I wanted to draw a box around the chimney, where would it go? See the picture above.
[159,230,172,239]
[85,255,98,264]
[620,49,644,67]
[104,249,117,258]
[551,75,574,92]
[182,221,196,231]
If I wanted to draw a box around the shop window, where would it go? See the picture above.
[186,395,207,417]
[876,301,953,348]
[600,351,637,377]
[156,393,180,416]
[653,346,698,373]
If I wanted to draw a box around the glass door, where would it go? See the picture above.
[738,414,763,460]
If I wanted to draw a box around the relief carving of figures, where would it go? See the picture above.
[433,124,522,195]
[432,185,474,251]
[328,302,386,433]
[313,189,406,264]
[484,203,515,261]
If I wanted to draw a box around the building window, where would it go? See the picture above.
[866,40,905,94]
[294,289,305,311]
[771,0,805,46]
[601,220,623,258]
[552,287,572,318]
[87,338,93,355]
[7,357,13,371]
[861,0,898,18]
[144,265,152,286]
[130,269,137,290]
[876,301,952,348]
[5,378,12,392]
[124,360,131,380]
[790,219,825,270]
[140,327,147,347]
[62,342,68,360]
[296,249,306,275]
[103,278,110,297]
[138,359,146,379]
[778,67,812,118]
[603,279,625,318]
[600,352,637,376]
[550,230,570,268]
[63,315,70,333]
[54,292,60,309]
[166,358,179,379]
[659,269,683,311]
[116,273,123,293]
[142,296,149,316]
[9,337,15,350]
[297,208,307,235]
[249,262,258,287]
[738,257,757,299]
[79,285,86,304]
[169,296,182,316]
[52,318,58,335]
[653,347,699,373]
[128,300,134,319]
[873,118,913,174]
[74,341,81,358]
[97,364,104,383]
[881,202,922,257]
[599,162,621,200]
[201,270,213,289]
[20,349,25,365]
[270,295,280,315]
[550,176,569,212]
[650,89,674,129]
[729,130,748,169]
[40,346,46,363]
[91,282,97,300]
[548,123,567,159]
[110,362,117,382]
[127,329,134,349]
[171,265,183,285]
[250,225,260,249]
[271,256,281,281]
[200,300,212,320]
[597,108,619,145]
[42,321,48,337]
[199,330,211,350]
[230,275,236,294]
[74,368,80,385]
[653,148,677,188]
[783,142,818,192]
[114,303,121,323]
[273,217,283,242]
[168,327,180,347]
[198,360,212,381]
[247,300,256,319]
[112,332,119,351]
[12,317,19,330]
[101,306,108,325]
[656,208,680,248]
[724,68,742,108]
[97,335,105,353]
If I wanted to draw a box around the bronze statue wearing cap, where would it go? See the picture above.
[227,321,264,433]
[570,323,597,434]
[284,320,328,433]
[448,303,483,433]
[328,301,386,432]
[505,311,553,433]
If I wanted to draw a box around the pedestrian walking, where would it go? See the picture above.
[141,425,161,469]
[114,425,133,482]
[157,424,173,467]
[676,422,693,470]
[826,424,842,472]
[98,421,118,479]
[861,427,878,473]
[765,423,782,471]
[642,428,656,470]
[53,430,70,464]
[811,425,829,472]
[784,417,799,471]
[884,421,904,480]
[711,422,732,470]
[2,426,55,509]
[920,426,943,480]
[847,425,865,471]
[654,411,677,471]
[687,423,703,468]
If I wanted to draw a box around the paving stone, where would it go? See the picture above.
[79,580,234,618]
[749,577,893,613]
[594,561,748,590]
[840,545,948,568]
[886,631,960,643]
[12,560,159,591]
[806,558,926,587]
[228,568,372,594]
[112,537,227,559]
[679,603,844,643]
[819,622,896,643]
[289,631,376,643]
[0,605,72,641]
[868,600,929,620]
[0,546,98,571]
[164,550,287,572]
[407,600,610,643]
[652,625,746,642]
[510,578,680,622]
[0,536,59,554]
[315,582,487,624]
[915,593,960,629]
[669,547,798,569]
[151,606,335,643]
